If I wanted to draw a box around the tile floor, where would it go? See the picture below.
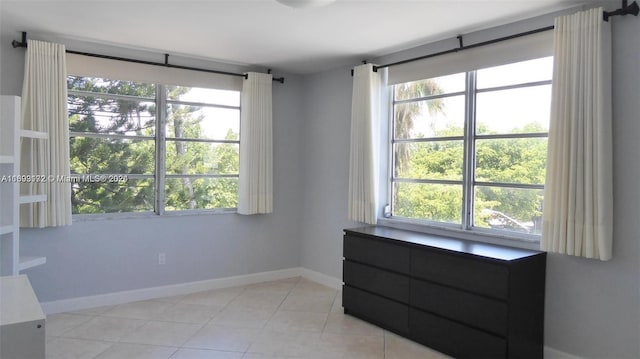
[45,277,451,358]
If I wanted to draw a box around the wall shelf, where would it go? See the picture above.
[0,155,14,164]
[0,225,14,235]
[19,129,48,140]
[17,256,47,271]
[1,96,47,275]
[19,195,47,204]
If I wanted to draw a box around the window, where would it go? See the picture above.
[67,76,240,215]
[163,86,240,212]
[390,57,553,239]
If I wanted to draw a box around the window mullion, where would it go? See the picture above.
[388,85,397,216]
[462,71,477,230]
[155,84,166,215]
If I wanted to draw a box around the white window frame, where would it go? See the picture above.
[387,60,551,242]
[159,86,241,215]
[68,77,241,218]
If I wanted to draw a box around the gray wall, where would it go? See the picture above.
[299,68,361,278]
[541,15,640,358]
[298,10,640,359]
[2,5,639,358]
[0,24,306,303]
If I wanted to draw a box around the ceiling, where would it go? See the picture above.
[1,0,594,74]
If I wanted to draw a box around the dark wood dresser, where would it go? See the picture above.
[342,226,546,358]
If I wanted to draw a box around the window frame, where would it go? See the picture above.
[68,78,241,217]
[160,85,241,214]
[388,59,551,242]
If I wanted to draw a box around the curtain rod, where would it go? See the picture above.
[375,25,554,72]
[11,32,285,84]
[603,0,639,21]
[352,1,638,75]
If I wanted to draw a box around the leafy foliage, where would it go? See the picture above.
[392,80,547,234]
[68,76,239,214]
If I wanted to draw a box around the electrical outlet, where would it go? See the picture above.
[158,252,166,265]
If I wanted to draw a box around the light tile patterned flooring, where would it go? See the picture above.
[46,277,451,358]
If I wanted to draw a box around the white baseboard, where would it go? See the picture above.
[544,346,583,359]
[41,267,304,314]
[41,267,344,315]
[299,268,342,289]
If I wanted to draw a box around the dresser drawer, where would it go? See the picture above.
[344,234,410,274]
[409,308,507,359]
[344,260,409,303]
[410,279,508,336]
[411,249,509,299]
[343,285,409,334]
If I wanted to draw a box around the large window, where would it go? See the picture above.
[68,76,240,215]
[390,57,552,238]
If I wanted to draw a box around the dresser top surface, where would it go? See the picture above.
[345,226,543,261]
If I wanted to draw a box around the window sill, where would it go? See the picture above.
[72,208,237,222]
[377,217,541,251]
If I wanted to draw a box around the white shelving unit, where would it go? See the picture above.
[19,194,48,205]
[0,96,47,276]
[0,275,46,358]
[18,129,48,139]
[0,155,14,163]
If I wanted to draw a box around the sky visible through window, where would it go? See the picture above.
[83,84,240,139]
[169,87,240,140]
[409,57,553,137]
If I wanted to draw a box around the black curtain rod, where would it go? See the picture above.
[603,0,639,21]
[374,25,554,72]
[11,32,285,84]
[352,1,638,75]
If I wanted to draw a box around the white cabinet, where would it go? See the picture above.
[0,96,47,276]
[0,275,46,359]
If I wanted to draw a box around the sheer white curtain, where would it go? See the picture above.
[348,64,382,224]
[542,7,613,260]
[238,72,273,214]
[21,39,71,227]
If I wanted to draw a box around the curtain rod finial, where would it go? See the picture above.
[11,31,27,48]
[603,0,639,21]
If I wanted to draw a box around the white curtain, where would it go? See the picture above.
[542,7,613,260]
[238,72,273,214]
[21,39,72,227]
[348,64,382,224]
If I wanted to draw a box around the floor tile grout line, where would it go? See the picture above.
[176,321,206,349]
[47,312,97,338]
[53,277,371,359]
[177,283,248,350]
[89,339,114,359]
[318,289,339,336]
[383,330,387,359]
[45,335,116,359]
[175,281,285,355]
[50,334,119,344]
[240,279,298,354]
[166,346,180,359]
[50,315,149,344]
